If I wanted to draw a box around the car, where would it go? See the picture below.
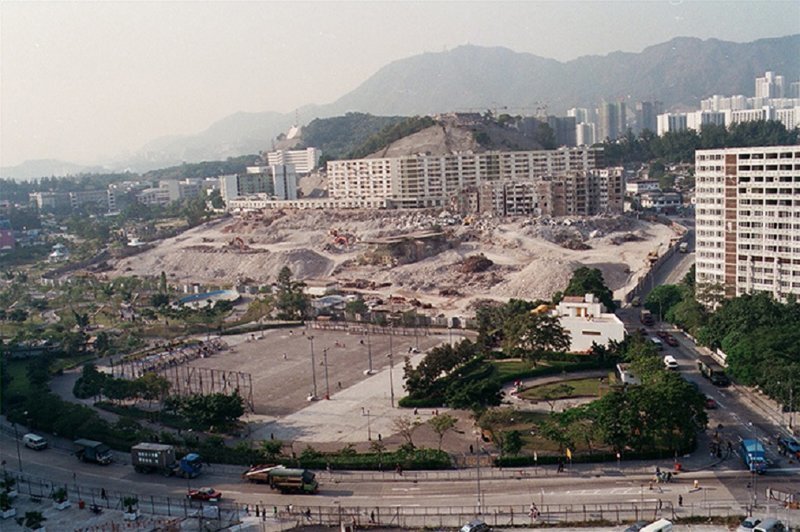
[736,517,762,532]
[663,355,679,370]
[656,331,670,340]
[23,433,48,450]
[778,436,800,459]
[704,397,718,409]
[460,519,490,532]
[187,487,222,501]
[664,334,679,347]
[631,296,641,307]
[754,518,785,532]
[624,521,649,532]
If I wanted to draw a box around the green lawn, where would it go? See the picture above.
[491,359,541,381]
[4,359,31,397]
[519,377,603,400]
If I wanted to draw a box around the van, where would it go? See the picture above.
[754,518,785,532]
[650,337,664,350]
[23,433,48,450]
[663,355,679,370]
[640,519,673,532]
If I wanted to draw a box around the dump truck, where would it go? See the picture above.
[131,443,203,478]
[242,465,318,494]
[697,356,731,386]
[74,439,113,465]
[741,439,767,474]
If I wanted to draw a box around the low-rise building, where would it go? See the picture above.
[639,191,682,213]
[552,293,625,353]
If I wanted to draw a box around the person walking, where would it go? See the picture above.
[678,494,683,507]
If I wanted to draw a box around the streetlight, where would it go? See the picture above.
[12,421,22,471]
[388,321,395,408]
[367,409,372,441]
[475,439,484,515]
[307,336,318,400]
[366,331,373,374]
[323,348,330,400]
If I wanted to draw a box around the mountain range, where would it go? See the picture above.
[3,34,798,180]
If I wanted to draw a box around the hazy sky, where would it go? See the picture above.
[2,1,798,167]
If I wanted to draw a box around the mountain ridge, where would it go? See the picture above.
[3,34,798,180]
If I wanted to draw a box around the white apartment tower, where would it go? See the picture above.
[755,71,785,99]
[695,145,800,302]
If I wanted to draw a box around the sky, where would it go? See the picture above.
[1,1,798,168]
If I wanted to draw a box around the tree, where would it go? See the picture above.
[542,383,575,413]
[564,267,615,311]
[644,285,683,320]
[150,293,169,308]
[275,267,309,320]
[345,298,368,317]
[135,373,171,407]
[261,439,283,461]
[504,312,571,364]
[477,408,516,455]
[428,413,457,451]
[502,430,523,456]
[392,416,420,449]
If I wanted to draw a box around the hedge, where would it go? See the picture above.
[494,441,697,468]
[295,448,452,471]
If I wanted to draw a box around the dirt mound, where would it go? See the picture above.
[460,254,494,273]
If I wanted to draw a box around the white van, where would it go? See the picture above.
[754,519,786,532]
[640,519,673,532]
[23,433,48,450]
[663,355,679,370]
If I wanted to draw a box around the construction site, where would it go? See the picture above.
[110,208,681,318]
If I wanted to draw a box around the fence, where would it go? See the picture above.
[5,469,241,529]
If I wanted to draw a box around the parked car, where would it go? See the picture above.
[704,397,718,409]
[754,518,785,532]
[187,487,222,501]
[624,521,649,532]
[23,433,48,450]
[778,436,800,459]
[460,519,490,532]
[737,516,762,531]
[656,331,670,340]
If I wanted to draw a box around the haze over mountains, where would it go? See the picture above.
[4,34,798,180]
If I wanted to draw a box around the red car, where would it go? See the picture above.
[656,331,670,340]
[187,487,222,501]
[704,397,718,409]
[664,335,679,347]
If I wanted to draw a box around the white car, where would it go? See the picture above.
[737,516,762,532]
[23,433,48,450]
[663,355,679,370]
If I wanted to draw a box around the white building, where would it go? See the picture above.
[639,191,682,212]
[266,148,320,175]
[695,145,800,302]
[755,71,785,99]
[625,180,661,195]
[686,110,727,131]
[575,122,596,146]
[327,147,603,209]
[552,294,625,353]
[136,179,201,206]
[656,113,688,135]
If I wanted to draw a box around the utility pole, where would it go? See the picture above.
[366,331,373,374]
[476,440,482,515]
[308,335,317,400]
[323,348,330,399]
[388,320,395,408]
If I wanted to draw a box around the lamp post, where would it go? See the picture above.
[367,409,372,441]
[475,439,483,515]
[308,335,318,400]
[388,322,395,408]
[323,348,330,399]
[12,421,22,472]
[366,331,373,374]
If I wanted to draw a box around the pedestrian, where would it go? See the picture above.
[283,353,288,360]
[100,488,107,501]
[469,444,474,454]
[658,499,663,510]
[678,495,683,507]
[655,466,661,475]
[305,508,312,521]
[370,510,375,523]
[273,506,277,517]
[255,506,260,517]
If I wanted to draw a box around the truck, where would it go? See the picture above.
[131,443,203,478]
[741,439,767,474]
[640,309,655,326]
[697,356,731,386]
[74,439,113,465]
[679,242,689,253]
[242,465,318,494]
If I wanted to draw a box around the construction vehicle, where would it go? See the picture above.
[242,465,318,493]
[697,356,730,386]
[74,439,113,465]
[741,439,767,474]
[131,443,203,478]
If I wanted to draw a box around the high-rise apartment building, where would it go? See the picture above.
[695,145,800,302]
[635,101,663,134]
[598,101,626,141]
[755,71,785,99]
[327,147,603,209]
[266,148,320,175]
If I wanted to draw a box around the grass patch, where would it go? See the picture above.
[491,359,539,381]
[95,401,193,430]
[4,359,31,397]
[51,354,98,373]
[519,377,603,401]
